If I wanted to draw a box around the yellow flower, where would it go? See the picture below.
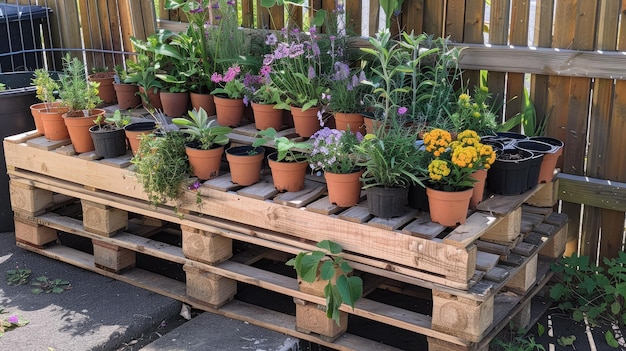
[364,133,377,141]
[472,111,481,118]
[452,146,478,168]
[459,93,470,102]
[428,159,450,181]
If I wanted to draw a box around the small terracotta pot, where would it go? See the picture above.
[214,95,244,127]
[469,169,488,210]
[63,109,106,153]
[30,101,63,135]
[267,152,308,192]
[426,187,473,227]
[124,121,156,155]
[226,146,265,186]
[324,169,364,207]
[138,86,162,110]
[334,112,365,135]
[40,106,70,140]
[186,145,225,181]
[88,72,117,104]
[290,106,321,138]
[252,103,283,131]
[160,91,190,117]
[190,92,216,116]
[113,83,141,110]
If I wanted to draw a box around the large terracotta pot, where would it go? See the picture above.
[251,102,283,131]
[124,121,156,155]
[334,112,365,135]
[40,106,70,140]
[160,91,190,117]
[88,72,116,105]
[190,92,216,116]
[113,83,141,110]
[186,145,225,181]
[267,152,308,192]
[469,169,488,210]
[138,86,162,110]
[30,101,63,135]
[324,169,364,207]
[290,106,321,138]
[225,146,265,186]
[214,95,244,127]
[63,109,106,153]
[426,187,473,227]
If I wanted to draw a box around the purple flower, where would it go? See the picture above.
[243,95,249,106]
[211,72,223,83]
[398,107,408,115]
[265,33,277,46]
[227,0,236,5]
[333,62,350,81]
[259,65,271,76]
[214,15,222,20]
[223,65,241,83]
[211,2,219,9]
[189,7,203,13]
[308,66,316,80]
[8,315,19,324]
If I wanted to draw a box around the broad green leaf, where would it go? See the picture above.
[572,309,584,322]
[581,275,597,294]
[605,330,619,348]
[339,261,352,274]
[537,323,545,337]
[299,252,325,282]
[336,275,363,310]
[311,10,326,27]
[260,0,277,7]
[317,240,342,254]
[557,335,576,346]
[319,260,335,281]
[611,301,621,315]
[52,287,64,294]
[550,283,565,300]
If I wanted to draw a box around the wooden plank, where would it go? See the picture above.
[477,184,545,215]
[26,136,72,151]
[3,130,41,144]
[505,0,531,127]
[444,212,499,248]
[461,0,485,88]
[367,209,419,231]
[241,0,254,28]
[423,0,445,38]
[476,251,500,272]
[557,173,626,212]
[487,0,510,119]
[338,204,372,223]
[368,0,380,36]
[306,196,343,215]
[529,0,554,131]
[401,213,446,239]
[444,0,465,41]
[483,266,509,283]
[272,182,326,207]
[345,0,362,35]
[203,174,244,192]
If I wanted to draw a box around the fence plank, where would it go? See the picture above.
[445,0,465,42]
[345,0,361,35]
[423,0,445,38]
[368,0,380,36]
[529,0,554,132]
[505,0,530,129]
[487,0,509,118]
[402,0,424,35]
[461,0,485,89]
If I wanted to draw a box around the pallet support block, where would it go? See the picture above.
[510,302,532,331]
[505,253,538,294]
[294,298,348,342]
[181,224,233,264]
[9,180,54,214]
[480,207,522,243]
[539,223,568,258]
[14,216,57,247]
[431,291,494,342]
[92,239,136,273]
[183,263,236,308]
[526,179,559,207]
[82,199,128,236]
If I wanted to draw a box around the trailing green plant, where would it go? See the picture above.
[252,127,312,162]
[5,268,31,286]
[286,240,363,326]
[0,306,29,337]
[58,54,102,115]
[549,252,626,348]
[172,108,231,150]
[131,131,191,208]
[31,276,71,294]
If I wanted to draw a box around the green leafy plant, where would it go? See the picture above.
[31,68,59,109]
[58,54,102,115]
[252,127,312,162]
[286,240,363,326]
[491,324,546,351]
[172,108,231,150]
[549,252,626,347]
[31,276,71,294]
[92,110,132,133]
[0,82,6,91]
[0,306,29,337]
[6,268,31,286]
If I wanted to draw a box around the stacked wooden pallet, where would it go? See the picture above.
[4,125,567,351]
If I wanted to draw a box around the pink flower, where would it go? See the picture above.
[8,315,19,324]
[211,72,223,83]
[398,107,408,115]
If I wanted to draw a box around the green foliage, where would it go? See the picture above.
[498,88,550,136]
[379,0,404,30]
[286,240,363,326]
[5,268,31,286]
[0,82,6,91]
[58,54,102,114]
[252,127,312,162]
[31,276,71,294]
[131,131,191,207]
[104,110,132,129]
[550,252,626,346]
[491,323,546,351]
[172,108,231,150]
[31,68,59,105]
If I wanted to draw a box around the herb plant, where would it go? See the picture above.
[172,108,231,150]
[6,268,31,286]
[286,240,363,326]
[31,276,71,294]
[58,54,102,115]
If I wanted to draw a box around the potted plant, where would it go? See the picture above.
[242,68,284,131]
[154,30,194,117]
[355,126,427,218]
[422,129,496,226]
[126,39,164,110]
[30,68,66,139]
[448,87,499,136]
[124,109,170,156]
[252,127,312,192]
[88,67,117,105]
[57,54,104,153]
[89,110,131,158]
[172,107,232,181]
[286,240,362,328]
[131,129,190,209]
[225,145,265,186]
[113,65,141,110]
[325,62,370,135]
[211,65,246,127]
[309,127,364,207]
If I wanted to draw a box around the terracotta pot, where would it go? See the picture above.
[30,101,63,134]
[324,169,364,207]
[186,145,225,181]
[63,109,106,153]
[88,72,117,104]
[226,146,265,186]
[251,103,283,131]
[160,91,190,117]
[124,121,156,155]
[89,125,127,158]
[366,186,408,218]
[426,187,473,227]
[469,169,488,210]
[529,136,564,183]
[334,112,365,135]
[40,106,70,140]
[113,83,141,110]
[190,92,216,116]
[362,114,383,135]
[290,106,321,138]
[267,152,308,192]
[138,86,162,110]
[214,95,244,127]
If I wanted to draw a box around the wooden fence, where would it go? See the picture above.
[7,0,626,262]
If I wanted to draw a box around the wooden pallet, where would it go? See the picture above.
[4,128,568,350]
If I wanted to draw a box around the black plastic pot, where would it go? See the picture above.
[408,184,429,211]
[90,125,127,158]
[366,186,408,218]
[513,140,555,188]
[487,148,534,195]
